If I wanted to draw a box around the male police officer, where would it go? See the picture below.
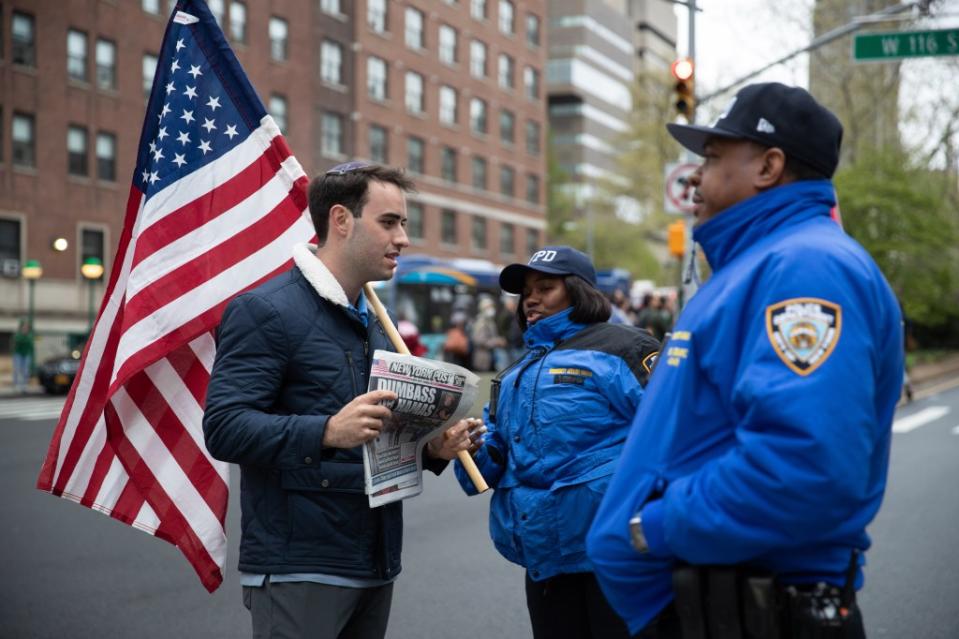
[587,83,903,638]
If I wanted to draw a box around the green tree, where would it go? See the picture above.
[834,147,959,326]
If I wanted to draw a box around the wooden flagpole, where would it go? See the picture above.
[363,283,490,493]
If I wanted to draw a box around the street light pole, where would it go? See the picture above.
[80,257,105,334]
[22,260,43,376]
[22,260,43,331]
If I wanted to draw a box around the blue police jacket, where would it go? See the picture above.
[586,180,904,635]
[455,308,660,581]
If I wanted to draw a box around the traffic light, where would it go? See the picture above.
[667,220,686,258]
[670,57,695,120]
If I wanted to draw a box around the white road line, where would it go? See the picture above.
[893,406,951,433]
[0,398,67,421]
[951,426,959,436]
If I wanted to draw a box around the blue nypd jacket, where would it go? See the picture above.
[455,308,660,581]
[586,181,904,635]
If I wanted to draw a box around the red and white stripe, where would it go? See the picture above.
[37,116,314,592]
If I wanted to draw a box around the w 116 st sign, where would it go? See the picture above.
[854,28,959,61]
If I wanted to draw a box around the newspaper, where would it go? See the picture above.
[363,350,479,507]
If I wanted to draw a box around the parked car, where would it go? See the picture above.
[37,351,81,395]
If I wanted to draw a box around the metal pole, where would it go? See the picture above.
[27,279,35,335]
[87,280,96,333]
[680,0,700,311]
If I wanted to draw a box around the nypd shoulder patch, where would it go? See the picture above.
[765,298,842,376]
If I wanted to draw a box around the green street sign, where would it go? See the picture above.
[854,28,959,61]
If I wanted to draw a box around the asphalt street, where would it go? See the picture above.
[1,382,957,638]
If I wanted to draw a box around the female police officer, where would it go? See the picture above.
[455,246,660,638]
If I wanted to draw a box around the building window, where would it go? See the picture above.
[320,0,340,15]
[0,218,22,279]
[406,202,424,241]
[471,156,487,190]
[369,124,388,163]
[405,7,424,50]
[439,86,457,125]
[12,113,35,167]
[441,147,457,182]
[321,40,343,85]
[470,98,487,135]
[208,0,225,25]
[441,209,457,245]
[405,71,424,113]
[367,56,388,101]
[439,25,457,65]
[526,13,541,47]
[471,217,487,251]
[142,53,158,98]
[526,174,540,204]
[230,1,247,43]
[81,228,105,280]
[470,40,486,78]
[526,120,541,155]
[498,0,514,34]
[527,228,539,255]
[498,54,513,89]
[524,66,540,99]
[368,0,387,33]
[322,112,344,156]
[67,126,88,176]
[67,29,88,82]
[270,94,288,134]
[471,0,486,20]
[269,17,288,62]
[96,131,117,182]
[12,12,35,67]
[96,39,117,90]
[407,136,425,174]
[500,223,514,255]
[500,109,515,145]
[499,165,515,197]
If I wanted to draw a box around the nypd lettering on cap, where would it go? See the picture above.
[765,298,842,376]
[529,250,557,264]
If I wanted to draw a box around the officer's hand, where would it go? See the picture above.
[323,390,397,449]
[427,418,486,460]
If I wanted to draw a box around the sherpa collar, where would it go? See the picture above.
[292,243,350,308]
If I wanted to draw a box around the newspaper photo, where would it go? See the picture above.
[363,350,480,508]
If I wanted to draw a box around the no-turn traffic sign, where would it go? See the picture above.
[664,162,699,215]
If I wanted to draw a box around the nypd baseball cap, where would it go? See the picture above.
[499,246,597,294]
[666,82,844,178]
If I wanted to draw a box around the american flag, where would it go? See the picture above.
[36,1,314,592]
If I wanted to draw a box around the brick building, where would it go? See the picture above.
[0,0,547,354]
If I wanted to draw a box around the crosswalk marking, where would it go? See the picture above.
[0,397,67,422]
[893,406,951,433]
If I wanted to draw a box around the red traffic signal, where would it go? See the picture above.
[670,57,696,119]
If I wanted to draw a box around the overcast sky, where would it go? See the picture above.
[674,0,959,129]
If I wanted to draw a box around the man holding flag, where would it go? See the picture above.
[204,161,474,639]
[36,3,473,637]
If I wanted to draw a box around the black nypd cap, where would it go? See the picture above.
[667,82,844,178]
[499,246,597,294]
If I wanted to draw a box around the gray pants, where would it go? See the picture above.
[243,581,394,639]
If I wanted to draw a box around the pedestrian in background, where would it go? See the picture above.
[587,83,903,638]
[203,162,475,639]
[470,297,504,372]
[12,319,35,393]
[456,246,660,639]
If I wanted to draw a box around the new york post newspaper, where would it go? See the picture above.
[363,351,479,507]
